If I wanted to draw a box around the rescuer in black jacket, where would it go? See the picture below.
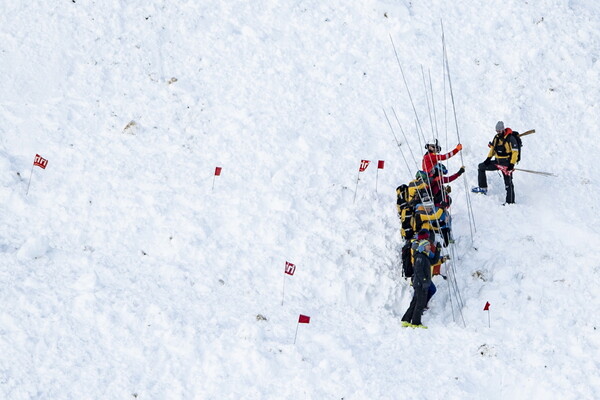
[401,239,438,329]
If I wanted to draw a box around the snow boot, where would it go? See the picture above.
[401,321,412,328]
[471,187,487,194]
[413,324,428,329]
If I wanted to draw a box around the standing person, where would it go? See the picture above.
[404,230,448,310]
[426,238,450,309]
[472,121,520,204]
[422,139,462,174]
[401,239,435,329]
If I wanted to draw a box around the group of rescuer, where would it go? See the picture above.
[397,121,521,328]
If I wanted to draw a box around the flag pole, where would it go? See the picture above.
[353,170,361,203]
[487,309,491,328]
[293,322,300,344]
[212,174,216,191]
[281,275,286,306]
[375,168,379,193]
[26,163,35,196]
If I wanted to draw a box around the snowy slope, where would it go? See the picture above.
[1,1,599,399]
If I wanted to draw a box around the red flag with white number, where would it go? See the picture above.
[359,160,370,172]
[298,314,310,324]
[282,261,296,305]
[284,261,296,276]
[34,154,48,169]
[26,154,48,195]
[354,160,371,203]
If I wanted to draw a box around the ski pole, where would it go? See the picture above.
[515,168,556,177]
[497,165,556,177]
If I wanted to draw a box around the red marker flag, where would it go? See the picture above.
[282,261,296,305]
[284,261,296,276]
[359,160,370,172]
[354,160,370,203]
[298,314,310,324]
[375,160,385,193]
[294,314,311,344]
[484,301,490,311]
[212,166,222,190]
[27,154,48,195]
[34,154,48,169]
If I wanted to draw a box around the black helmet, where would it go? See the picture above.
[425,139,441,153]
[431,163,448,176]
[396,185,408,207]
[396,184,408,196]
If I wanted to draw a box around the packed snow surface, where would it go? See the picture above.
[1,1,599,399]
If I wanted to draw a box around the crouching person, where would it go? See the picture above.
[401,239,435,329]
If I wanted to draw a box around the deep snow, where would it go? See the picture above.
[1,1,600,399]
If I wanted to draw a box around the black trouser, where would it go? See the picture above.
[401,240,413,278]
[441,227,451,247]
[402,286,428,325]
[477,159,515,204]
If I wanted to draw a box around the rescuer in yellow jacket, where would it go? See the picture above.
[396,184,414,240]
[397,171,430,240]
[410,195,455,242]
[472,121,520,204]
[406,170,429,204]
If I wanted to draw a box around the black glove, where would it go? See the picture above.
[508,163,515,171]
[458,166,465,175]
[483,158,491,166]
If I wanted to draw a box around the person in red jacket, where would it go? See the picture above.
[422,139,462,174]
[428,163,465,206]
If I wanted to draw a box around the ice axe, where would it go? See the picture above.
[489,129,535,147]
[518,129,535,137]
